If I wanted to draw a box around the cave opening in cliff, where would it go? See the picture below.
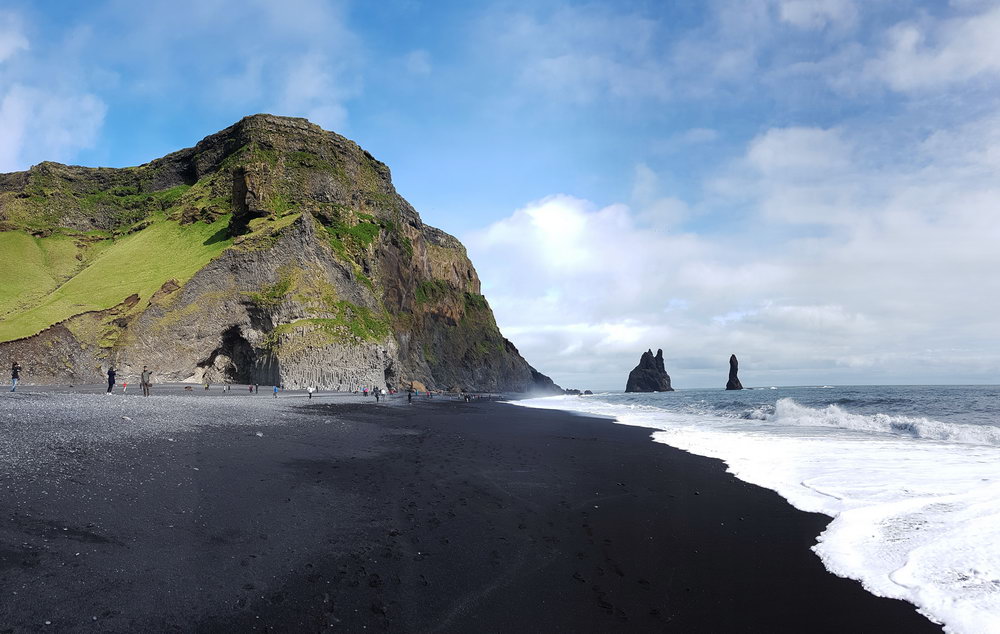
[197,326,256,384]
[384,361,396,391]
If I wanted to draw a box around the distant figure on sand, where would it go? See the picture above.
[10,361,21,392]
[107,367,116,394]
[140,366,152,397]
[307,386,314,399]
[374,390,380,403]
[273,385,278,399]
[407,390,412,404]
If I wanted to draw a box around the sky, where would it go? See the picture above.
[1,0,999,389]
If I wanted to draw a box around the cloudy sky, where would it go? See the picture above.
[2,0,999,389]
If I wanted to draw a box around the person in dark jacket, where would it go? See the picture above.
[140,366,153,397]
[107,367,117,394]
[10,362,21,392]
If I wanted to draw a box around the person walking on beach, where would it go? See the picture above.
[10,361,21,392]
[272,385,278,399]
[407,390,412,404]
[140,366,152,397]
[307,386,314,400]
[374,389,380,403]
[107,367,117,394]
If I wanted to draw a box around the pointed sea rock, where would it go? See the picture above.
[726,354,743,390]
[625,349,674,392]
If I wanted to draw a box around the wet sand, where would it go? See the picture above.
[0,389,939,632]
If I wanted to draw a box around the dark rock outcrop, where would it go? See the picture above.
[726,354,743,390]
[625,349,673,392]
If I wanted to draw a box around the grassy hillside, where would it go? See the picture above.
[0,216,231,342]
[0,232,89,316]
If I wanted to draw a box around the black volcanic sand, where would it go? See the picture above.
[0,392,940,633]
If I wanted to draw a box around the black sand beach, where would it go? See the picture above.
[0,389,939,632]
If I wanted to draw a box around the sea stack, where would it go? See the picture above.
[625,349,674,392]
[726,354,744,390]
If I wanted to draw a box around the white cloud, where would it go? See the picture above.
[484,5,670,103]
[90,0,363,131]
[778,0,858,30]
[0,85,106,172]
[405,49,432,75]
[0,13,28,63]
[274,52,354,131]
[866,5,1000,91]
[468,109,1000,388]
[0,15,106,171]
[631,163,690,229]
[678,128,719,144]
[747,126,853,176]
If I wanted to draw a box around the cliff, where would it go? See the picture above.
[0,115,559,393]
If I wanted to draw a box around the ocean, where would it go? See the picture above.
[514,385,1000,634]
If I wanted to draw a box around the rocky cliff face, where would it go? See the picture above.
[726,354,743,390]
[625,349,673,392]
[0,115,559,393]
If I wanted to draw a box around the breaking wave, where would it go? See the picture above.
[767,398,1000,447]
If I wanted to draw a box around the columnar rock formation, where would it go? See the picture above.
[625,349,674,392]
[0,114,560,393]
[726,354,744,390]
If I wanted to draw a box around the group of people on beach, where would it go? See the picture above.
[10,361,430,404]
[105,366,153,396]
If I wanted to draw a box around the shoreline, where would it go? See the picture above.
[0,391,939,631]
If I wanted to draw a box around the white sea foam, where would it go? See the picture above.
[512,394,1000,633]
[769,397,1000,446]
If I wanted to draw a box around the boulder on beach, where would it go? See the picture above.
[726,354,744,390]
[625,349,674,393]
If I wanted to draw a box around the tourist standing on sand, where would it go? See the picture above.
[272,385,278,399]
[307,386,314,399]
[374,389,380,403]
[107,367,116,394]
[10,361,21,392]
[407,390,412,404]
[140,366,152,397]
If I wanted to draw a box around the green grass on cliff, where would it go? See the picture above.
[0,216,232,342]
[0,233,87,317]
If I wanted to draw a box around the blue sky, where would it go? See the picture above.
[2,0,1000,388]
